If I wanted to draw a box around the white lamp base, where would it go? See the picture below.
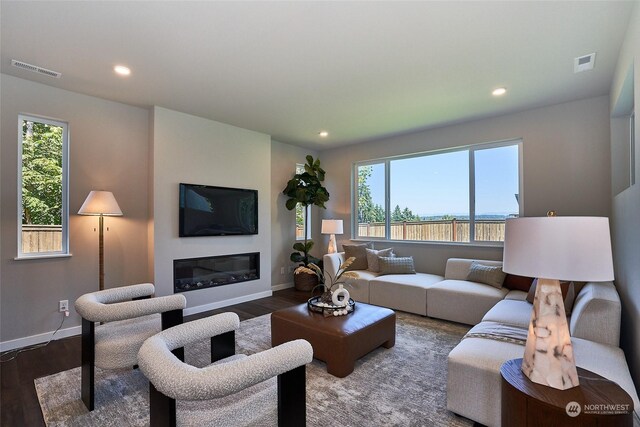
[521,278,579,390]
[327,234,337,254]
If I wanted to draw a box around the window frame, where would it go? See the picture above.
[294,163,311,241]
[17,114,70,258]
[630,110,636,187]
[352,138,523,246]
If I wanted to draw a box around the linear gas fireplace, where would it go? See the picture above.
[174,252,259,293]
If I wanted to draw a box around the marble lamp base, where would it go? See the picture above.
[327,234,337,254]
[521,277,579,390]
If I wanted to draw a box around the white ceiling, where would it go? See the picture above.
[0,1,634,149]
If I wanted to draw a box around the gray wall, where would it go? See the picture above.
[610,2,640,389]
[270,140,319,288]
[0,74,150,344]
[151,107,273,311]
[319,95,612,275]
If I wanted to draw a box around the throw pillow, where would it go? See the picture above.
[466,261,506,289]
[378,256,416,275]
[366,248,395,273]
[526,279,577,315]
[343,243,373,271]
[503,274,535,292]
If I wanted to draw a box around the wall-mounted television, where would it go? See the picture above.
[179,183,258,237]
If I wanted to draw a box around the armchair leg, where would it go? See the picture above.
[81,318,95,411]
[278,365,306,427]
[211,331,235,363]
[162,309,184,362]
[149,382,176,427]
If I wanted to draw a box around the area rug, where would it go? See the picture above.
[35,312,474,426]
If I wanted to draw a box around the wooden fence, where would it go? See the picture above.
[22,224,62,253]
[358,219,506,242]
[296,220,506,242]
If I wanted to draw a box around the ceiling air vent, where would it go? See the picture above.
[11,59,61,78]
[574,53,596,73]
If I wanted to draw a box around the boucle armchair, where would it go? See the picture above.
[74,283,186,411]
[137,312,314,427]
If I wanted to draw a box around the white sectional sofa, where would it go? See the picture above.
[323,252,640,426]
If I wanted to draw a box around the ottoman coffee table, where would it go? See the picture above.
[271,302,396,377]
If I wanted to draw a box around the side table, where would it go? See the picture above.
[501,358,633,426]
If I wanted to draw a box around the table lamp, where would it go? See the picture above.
[321,219,343,254]
[503,214,614,390]
[78,191,123,290]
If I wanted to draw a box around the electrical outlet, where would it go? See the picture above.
[280,266,285,275]
[59,299,69,312]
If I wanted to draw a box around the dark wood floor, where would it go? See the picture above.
[0,288,310,427]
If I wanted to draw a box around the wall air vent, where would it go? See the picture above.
[11,59,61,78]
[574,53,596,73]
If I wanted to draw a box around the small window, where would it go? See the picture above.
[18,115,69,256]
[355,162,387,239]
[295,163,311,240]
[631,110,636,186]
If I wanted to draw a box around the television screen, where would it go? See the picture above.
[179,183,258,237]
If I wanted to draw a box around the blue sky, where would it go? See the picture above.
[365,145,519,217]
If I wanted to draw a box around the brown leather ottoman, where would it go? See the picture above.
[271,302,396,377]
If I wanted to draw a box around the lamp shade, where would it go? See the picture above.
[78,191,123,216]
[503,216,614,281]
[321,219,343,235]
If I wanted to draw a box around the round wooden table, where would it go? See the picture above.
[501,358,634,426]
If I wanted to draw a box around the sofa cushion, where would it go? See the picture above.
[504,290,528,301]
[378,256,416,275]
[427,279,509,325]
[369,273,443,316]
[466,261,506,289]
[481,299,532,329]
[366,248,394,273]
[343,243,372,271]
[341,270,379,303]
[444,258,503,280]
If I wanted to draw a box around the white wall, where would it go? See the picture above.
[151,107,272,311]
[0,74,150,345]
[319,95,612,275]
[610,2,640,389]
[270,141,319,289]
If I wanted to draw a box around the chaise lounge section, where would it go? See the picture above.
[324,251,640,426]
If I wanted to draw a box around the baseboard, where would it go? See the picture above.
[0,290,274,352]
[183,290,273,316]
[0,324,82,352]
[271,282,294,291]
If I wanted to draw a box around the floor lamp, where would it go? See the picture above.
[502,215,614,390]
[78,191,123,291]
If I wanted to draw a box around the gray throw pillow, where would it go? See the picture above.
[466,261,506,289]
[366,248,394,273]
[378,256,416,275]
[343,243,373,271]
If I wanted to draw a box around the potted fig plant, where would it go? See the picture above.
[283,155,330,291]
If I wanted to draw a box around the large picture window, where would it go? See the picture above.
[353,139,522,244]
[18,115,69,256]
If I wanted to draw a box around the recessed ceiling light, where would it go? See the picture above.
[492,87,507,96]
[318,131,329,138]
[114,65,131,76]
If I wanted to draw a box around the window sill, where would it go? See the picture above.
[349,238,503,249]
[14,253,72,261]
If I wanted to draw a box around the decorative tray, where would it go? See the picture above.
[307,296,355,317]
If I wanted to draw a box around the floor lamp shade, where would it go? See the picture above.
[321,219,343,254]
[503,216,614,390]
[78,191,123,216]
[78,191,123,291]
